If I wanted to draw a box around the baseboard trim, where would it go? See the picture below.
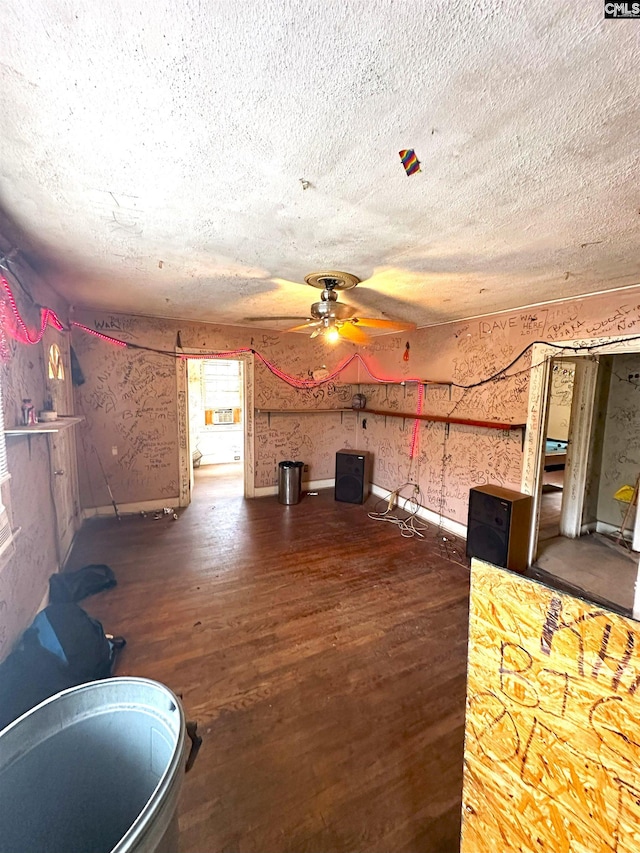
[596,520,632,542]
[254,478,335,498]
[83,497,180,518]
[304,478,335,492]
[370,484,468,538]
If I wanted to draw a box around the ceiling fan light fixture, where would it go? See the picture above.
[277,270,413,346]
[325,324,340,344]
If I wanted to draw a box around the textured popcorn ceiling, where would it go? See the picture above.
[1,1,639,329]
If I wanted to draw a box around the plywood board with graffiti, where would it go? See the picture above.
[461,559,640,853]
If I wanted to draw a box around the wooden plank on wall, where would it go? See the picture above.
[461,559,640,853]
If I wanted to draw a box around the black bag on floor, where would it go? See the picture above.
[49,563,117,603]
[0,603,125,731]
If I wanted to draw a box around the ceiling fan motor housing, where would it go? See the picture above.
[311,299,355,320]
[305,270,360,321]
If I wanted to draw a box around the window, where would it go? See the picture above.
[202,360,242,426]
[48,343,64,380]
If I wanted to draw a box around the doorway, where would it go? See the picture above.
[524,341,640,613]
[176,350,255,506]
[188,358,244,497]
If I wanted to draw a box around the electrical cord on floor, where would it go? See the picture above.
[368,482,431,539]
[368,479,470,567]
[434,526,469,569]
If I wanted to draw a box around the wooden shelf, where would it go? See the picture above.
[362,408,525,432]
[255,408,355,427]
[254,406,524,432]
[5,416,84,436]
[255,408,354,414]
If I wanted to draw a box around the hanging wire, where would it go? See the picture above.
[0,253,35,306]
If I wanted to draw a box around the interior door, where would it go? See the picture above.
[50,428,78,562]
[43,328,80,564]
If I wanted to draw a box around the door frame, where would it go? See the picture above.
[557,357,599,539]
[176,348,255,505]
[43,326,81,565]
[522,335,640,567]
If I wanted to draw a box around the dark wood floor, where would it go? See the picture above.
[538,488,562,541]
[67,471,470,853]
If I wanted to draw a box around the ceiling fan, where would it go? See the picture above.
[248,271,415,345]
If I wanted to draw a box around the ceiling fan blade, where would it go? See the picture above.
[271,278,305,289]
[310,327,324,339]
[243,315,310,322]
[338,322,371,345]
[344,273,418,316]
[352,317,416,331]
[285,321,321,332]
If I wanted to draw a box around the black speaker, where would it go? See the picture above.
[466,485,532,573]
[335,449,371,504]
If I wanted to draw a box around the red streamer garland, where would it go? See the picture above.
[69,322,128,347]
[1,276,64,344]
[409,381,424,459]
[1,276,424,457]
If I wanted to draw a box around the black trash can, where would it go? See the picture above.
[278,460,304,505]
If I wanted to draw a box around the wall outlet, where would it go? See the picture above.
[303,464,309,472]
[111,445,118,456]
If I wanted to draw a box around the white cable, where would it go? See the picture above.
[368,482,431,539]
[368,480,468,568]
